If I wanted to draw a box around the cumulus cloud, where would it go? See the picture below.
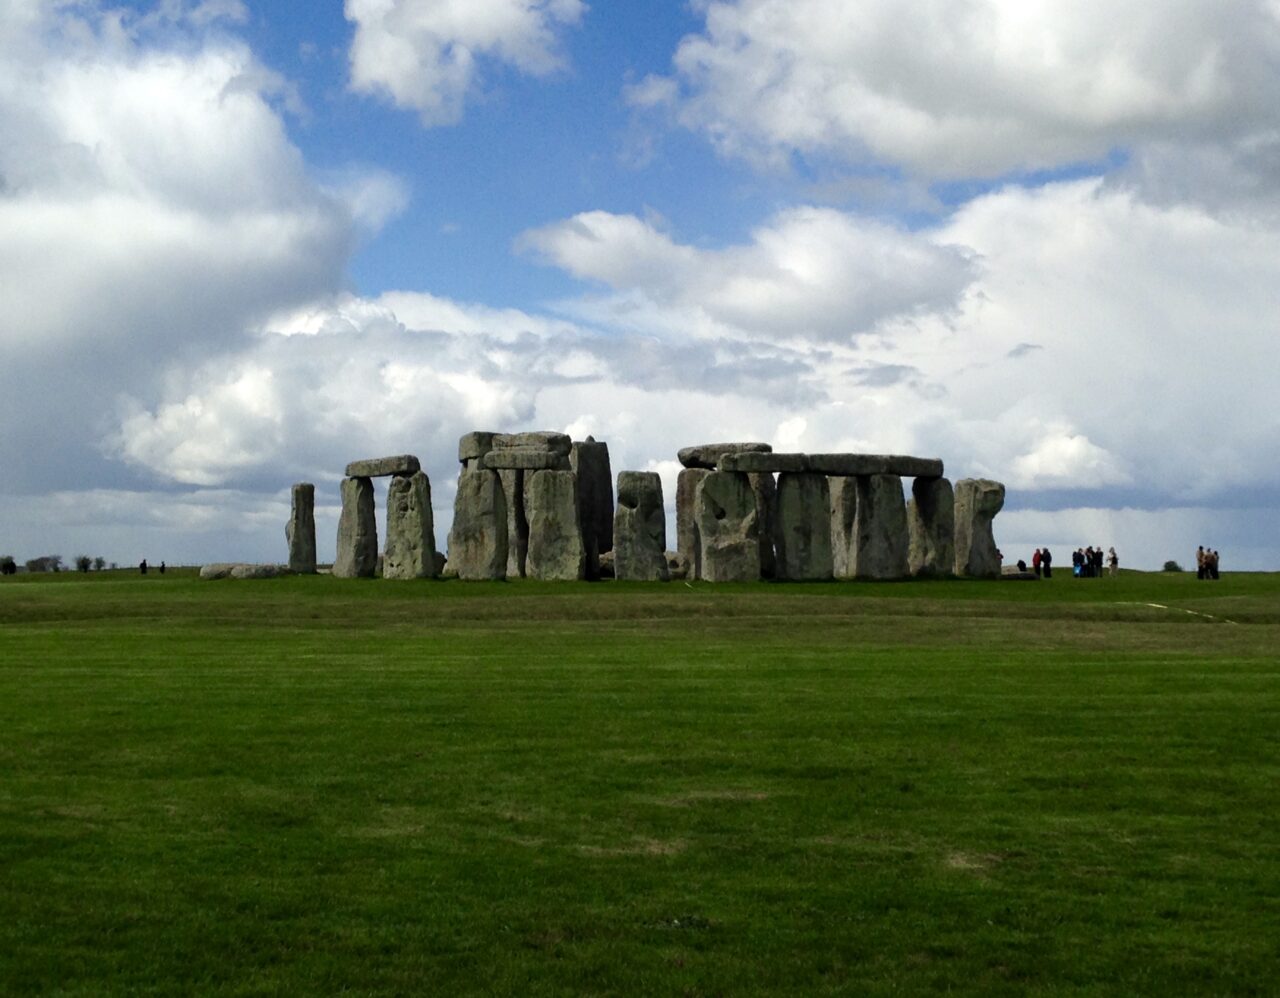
[646,0,1280,180]
[346,0,586,125]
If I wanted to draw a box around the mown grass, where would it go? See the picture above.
[1,570,1278,995]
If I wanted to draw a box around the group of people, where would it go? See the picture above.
[1196,547,1221,580]
[1022,546,1118,579]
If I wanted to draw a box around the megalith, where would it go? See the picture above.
[750,472,778,580]
[524,470,585,581]
[498,469,528,578]
[853,475,909,580]
[676,468,710,580]
[572,437,613,580]
[695,471,761,582]
[614,471,669,582]
[333,477,378,578]
[448,467,509,580]
[829,477,857,580]
[773,472,833,581]
[286,482,317,574]
[908,477,955,577]
[954,479,1005,578]
[384,471,438,580]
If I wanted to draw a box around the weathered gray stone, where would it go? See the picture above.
[907,477,955,578]
[572,437,613,580]
[384,471,439,580]
[749,472,778,580]
[695,471,761,582]
[614,471,669,582]
[954,479,1005,578]
[433,551,447,576]
[852,475,909,580]
[494,431,572,456]
[773,472,833,581]
[199,563,235,580]
[808,454,944,478]
[458,431,497,462]
[678,441,772,470]
[718,452,809,474]
[333,477,378,578]
[481,448,572,471]
[344,455,420,478]
[201,563,290,580]
[448,468,509,580]
[666,550,690,581]
[676,468,710,580]
[524,470,585,581]
[498,469,528,578]
[286,482,317,574]
[829,477,858,580]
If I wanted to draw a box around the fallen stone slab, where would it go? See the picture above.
[494,431,572,456]
[525,469,585,581]
[718,452,809,473]
[678,442,772,470]
[458,431,497,462]
[614,471,669,582]
[481,448,572,471]
[344,455,421,478]
[954,478,1005,578]
[773,472,833,581]
[449,467,509,580]
[1001,568,1039,581]
[384,471,439,580]
[200,563,290,580]
[286,482,317,574]
[333,476,378,578]
[807,454,943,478]
[907,476,955,578]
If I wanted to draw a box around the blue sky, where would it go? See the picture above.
[3,0,1279,570]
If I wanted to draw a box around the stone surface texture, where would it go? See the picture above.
[494,431,572,456]
[286,482,317,574]
[448,468,509,580]
[718,452,809,474]
[384,471,438,579]
[524,470,585,581]
[613,471,669,582]
[808,454,944,478]
[907,476,955,577]
[344,455,420,479]
[852,474,910,580]
[572,437,614,579]
[499,469,528,578]
[954,478,1006,578]
[480,448,571,471]
[773,472,834,581]
[458,431,497,462]
[201,563,289,580]
[829,477,858,579]
[678,442,772,470]
[676,468,711,580]
[749,472,778,580]
[695,471,761,582]
[333,476,378,578]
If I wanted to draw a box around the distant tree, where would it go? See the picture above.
[93,557,106,571]
[25,555,63,573]
[0,555,15,576]
[75,555,92,573]
[1162,560,1183,573]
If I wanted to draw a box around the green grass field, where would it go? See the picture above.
[2,570,1278,995]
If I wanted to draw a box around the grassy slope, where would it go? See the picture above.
[1,572,1278,996]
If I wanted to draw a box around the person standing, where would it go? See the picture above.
[1196,546,1206,580]
[1033,548,1042,578]
[1108,547,1118,578]
[1042,547,1053,578]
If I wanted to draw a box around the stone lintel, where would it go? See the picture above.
[718,452,808,473]
[678,442,772,470]
[493,431,572,456]
[808,454,943,478]
[344,455,421,478]
[458,431,498,462]
[481,448,572,471]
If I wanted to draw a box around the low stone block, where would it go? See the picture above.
[448,468,508,580]
[494,431,572,456]
[718,452,809,474]
[696,471,761,582]
[678,442,772,470]
[481,448,572,471]
[333,476,378,578]
[286,482,317,574]
[525,470,585,581]
[384,471,439,579]
[907,476,955,577]
[807,454,944,478]
[614,471,669,582]
[773,472,833,581]
[954,479,1005,578]
[344,455,421,478]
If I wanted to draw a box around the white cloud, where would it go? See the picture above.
[654,0,1280,179]
[346,0,586,125]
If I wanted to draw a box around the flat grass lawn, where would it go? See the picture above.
[1,571,1278,995]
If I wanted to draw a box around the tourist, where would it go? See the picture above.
[1073,548,1084,577]
[159,561,166,575]
[1042,547,1053,578]
[1209,550,1221,580]
[1108,547,1118,578]
[1196,545,1206,580]
[1032,548,1042,578]
[139,559,147,575]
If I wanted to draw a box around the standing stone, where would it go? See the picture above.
[676,468,710,580]
[524,470,585,581]
[614,471,669,582]
[695,471,761,582]
[499,469,528,578]
[384,471,438,580]
[853,475,909,580]
[572,437,613,580]
[448,468,508,580]
[773,473,833,581]
[749,472,778,580]
[830,477,857,580]
[333,477,377,578]
[908,477,955,578]
[286,482,317,574]
[954,479,1005,578]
